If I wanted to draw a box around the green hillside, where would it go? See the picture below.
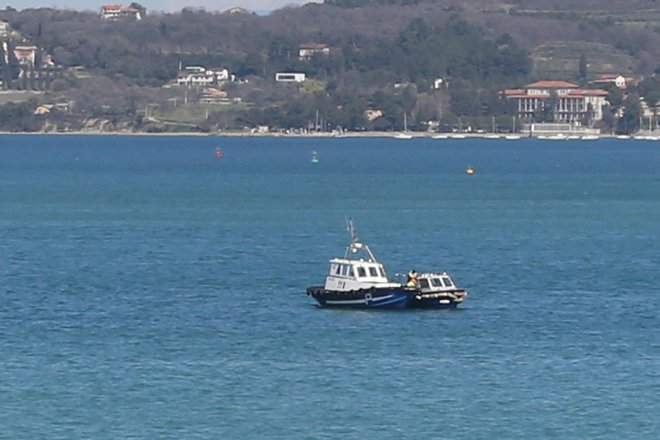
[531,42,637,81]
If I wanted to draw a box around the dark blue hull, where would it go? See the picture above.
[306,286,412,309]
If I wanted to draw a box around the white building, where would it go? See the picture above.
[275,72,306,83]
[176,67,231,87]
[0,21,10,38]
[298,43,330,60]
[101,4,142,20]
[14,45,38,66]
[503,80,609,122]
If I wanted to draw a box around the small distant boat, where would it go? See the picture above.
[482,134,500,139]
[465,166,476,175]
[581,135,600,140]
[394,133,413,140]
[311,150,319,163]
[450,134,467,139]
[616,135,631,140]
[214,147,223,159]
[432,134,449,139]
[505,135,522,140]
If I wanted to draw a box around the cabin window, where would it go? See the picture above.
[442,277,454,287]
[357,267,367,277]
[379,268,385,278]
[431,278,443,287]
[419,279,430,288]
[341,265,348,276]
[349,266,354,277]
[334,265,341,275]
[369,267,378,277]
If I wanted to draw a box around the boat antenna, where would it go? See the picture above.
[347,216,359,245]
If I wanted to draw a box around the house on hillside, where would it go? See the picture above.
[101,4,142,20]
[176,66,232,87]
[224,7,249,14]
[591,74,638,90]
[200,87,229,104]
[14,45,38,66]
[275,72,306,82]
[502,80,608,122]
[298,43,330,60]
[0,21,10,39]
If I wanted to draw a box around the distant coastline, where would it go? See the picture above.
[3,130,657,140]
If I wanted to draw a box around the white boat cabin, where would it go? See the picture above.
[416,272,457,292]
[323,234,401,292]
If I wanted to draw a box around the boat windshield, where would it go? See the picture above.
[442,276,454,287]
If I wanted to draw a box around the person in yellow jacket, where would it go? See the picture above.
[406,269,418,287]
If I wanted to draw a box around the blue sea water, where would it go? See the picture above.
[0,134,659,439]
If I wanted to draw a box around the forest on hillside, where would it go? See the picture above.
[1,0,660,133]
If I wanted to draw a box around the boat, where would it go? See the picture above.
[306,220,470,310]
[306,219,412,309]
[311,150,319,163]
[465,166,476,175]
[214,147,223,159]
[580,135,600,140]
[505,134,521,140]
[408,272,468,309]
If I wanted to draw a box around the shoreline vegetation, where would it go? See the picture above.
[2,2,660,136]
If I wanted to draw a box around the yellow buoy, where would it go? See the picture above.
[465,167,475,175]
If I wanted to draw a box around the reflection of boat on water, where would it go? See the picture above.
[311,150,319,163]
[214,147,223,159]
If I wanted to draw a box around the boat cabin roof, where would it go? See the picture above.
[328,258,388,280]
[416,272,455,290]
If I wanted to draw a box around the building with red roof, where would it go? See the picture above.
[101,4,142,20]
[503,80,609,122]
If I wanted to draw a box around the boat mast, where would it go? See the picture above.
[345,217,378,262]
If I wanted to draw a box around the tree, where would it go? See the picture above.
[129,2,147,17]
[616,92,642,134]
[578,54,587,85]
